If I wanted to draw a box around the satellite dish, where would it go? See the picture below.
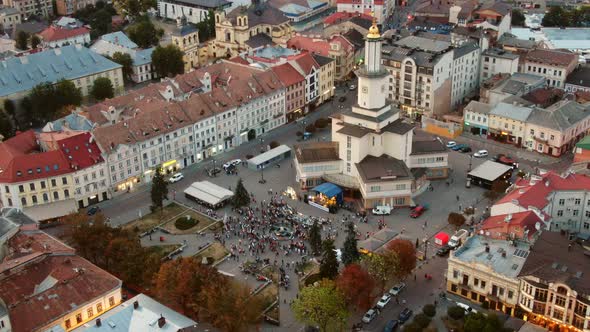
[535,222,541,231]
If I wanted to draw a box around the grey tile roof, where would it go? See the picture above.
[483,48,519,60]
[312,54,333,66]
[227,4,290,27]
[0,207,38,238]
[566,65,590,88]
[336,122,375,137]
[166,0,230,8]
[497,34,537,50]
[411,139,446,155]
[490,102,534,122]
[383,118,415,135]
[341,108,396,124]
[382,45,442,68]
[244,33,274,49]
[465,100,493,114]
[356,154,412,183]
[453,42,479,60]
[527,100,590,131]
[393,35,452,53]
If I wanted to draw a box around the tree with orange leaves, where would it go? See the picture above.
[336,263,376,312]
[387,238,417,279]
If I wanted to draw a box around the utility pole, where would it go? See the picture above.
[258,138,266,184]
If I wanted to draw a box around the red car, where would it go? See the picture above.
[410,205,427,218]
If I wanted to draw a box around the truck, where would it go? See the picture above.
[448,229,469,248]
[372,206,392,215]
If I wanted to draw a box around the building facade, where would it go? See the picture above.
[480,48,519,83]
[0,6,21,30]
[287,34,354,81]
[463,100,492,135]
[451,42,480,109]
[171,17,201,72]
[55,0,97,15]
[39,26,91,48]
[336,0,392,24]
[157,0,231,25]
[272,62,306,122]
[565,66,590,94]
[313,54,336,106]
[521,49,578,89]
[3,0,53,19]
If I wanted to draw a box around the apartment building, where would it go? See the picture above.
[0,6,21,30]
[3,0,53,19]
[313,54,336,106]
[451,42,480,109]
[290,53,320,108]
[487,100,533,147]
[55,0,96,15]
[171,17,201,72]
[479,211,542,241]
[480,48,519,82]
[447,235,530,316]
[287,34,354,81]
[565,65,590,94]
[471,2,512,39]
[518,231,590,332]
[521,49,578,89]
[271,62,306,122]
[480,73,546,106]
[463,100,492,135]
[336,0,392,24]
[158,0,231,25]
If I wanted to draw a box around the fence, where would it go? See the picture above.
[421,117,463,139]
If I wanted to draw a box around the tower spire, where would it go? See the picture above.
[367,14,380,39]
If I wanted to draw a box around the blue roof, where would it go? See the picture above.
[49,112,94,131]
[0,45,122,97]
[133,47,154,66]
[99,31,138,49]
[312,182,342,197]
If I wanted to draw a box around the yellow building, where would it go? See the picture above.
[171,17,201,72]
[210,2,293,58]
[312,54,335,106]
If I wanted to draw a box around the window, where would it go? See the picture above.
[76,313,83,324]
[30,183,35,191]
[474,278,479,286]
[18,185,24,193]
[65,319,71,329]
[109,296,115,307]
[41,181,46,189]
[557,210,563,217]
[64,189,69,198]
[53,192,59,199]
[21,197,26,206]
[43,193,48,202]
[559,198,565,206]
[97,303,103,313]
[396,184,406,190]
[370,186,380,192]
[555,295,566,307]
[453,270,459,278]
[87,307,93,318]
[508,290,514,299]
[553,309,564,320]
[51,179,56,186]
[575,198,581,205]
[481,281,486,288]
[573,210,579,216]
[32,195,37,204]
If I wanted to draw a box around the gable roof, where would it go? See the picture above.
[271,62,305,86]
[57,132,104,170]
[480,210,541,238]
[39,26,90,42]
[96,31,138,49]
[525,49,577,67]
[226,3,290,27]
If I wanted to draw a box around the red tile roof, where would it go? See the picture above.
[287,34,353,58]
[323,11,373,25]
[39,26,90,42]
[2,230,75,264]
[525,49,577,67]
[0,130,72,183]
[337,0,384,5]
[290,52,320,75]
[0,254,121,332]
[271,62,305,87]
[57,132,104,170]
[522,87,565,108]
[480,210,541,240]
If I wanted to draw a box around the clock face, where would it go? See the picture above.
[362,86,368,93]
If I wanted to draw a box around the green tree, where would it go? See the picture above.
[151,166,169,213]
[127,17,160,48]
[341,222,360,266]
[55,79,83,107]
[111,52,134,81]
[90,77,115,100]
[31,35,41,48]
[113,0,154,18]
[542,6,570,27]
[362,251,399,293]
[308,220,322,256]
[28,82,57,125]
[195,9,216,41]
[412,313,431,329]
[16,31,28,50]
[151,44,184,77]
[511,9,526,26]
[0,110,14,139]
[447,306,465,320]
[292,280,349,332]
[3,99,17,129]
[231,178,250,207]
[319,239,339,279]
[423,304,436,317]
[448,212,466,229]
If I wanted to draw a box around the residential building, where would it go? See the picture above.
[39,25,91,48]
[336,0,392,24]
[55,0,97,15]
[471,2,512,39]
[479,210,542,241]
[450,42,480,108]
[290,52,320,110]
[408,138,450,179]
[479,73,546,106]
[480,48,520,82]
[487,100,533,147]
[446,235,530,316]
[91,32,156,83]
[271,62,306,122]
[0,45,124,100]
[312,54,335,106]
[574,136,590,163]
[3,0,53,19]
[0,6,21,30]
[463,100,492,135]
[294,22,448,208]
[266,0,331,30]
[0,228,122,332]
[521,49,578,89]
[157,0,231,25]
[322,11,373,37]
[171,17,201,72]
[71,294,198,332]
[211,2,293,58]
[521,87,564,108]
[497,33,539,54]
[492,171,590,236]
[517,231,590,332]
[524,100,590,156]
[287,34,354,81]
[565,65,590,94]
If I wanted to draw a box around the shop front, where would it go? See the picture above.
[115,176,140,193]
[305,182,343,213]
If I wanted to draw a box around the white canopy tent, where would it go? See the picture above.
[183,181,234,208]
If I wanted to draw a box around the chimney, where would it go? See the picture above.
[133,301,139,309]
[485,246,490,252]
[96,319,102,327]
[158,316,166,328]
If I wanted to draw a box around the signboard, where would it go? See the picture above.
[308,201,329,212]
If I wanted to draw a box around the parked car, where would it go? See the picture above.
[206,167,221,177]
[449,229,469,248]
[389,282,406,296]
[456,302,478,314]
[473,150,488,158]
[446,141,457,148]
[223,159,242,170]
[410,205,427,218]
[349,84,357,90]
[339,96,346,102]
[87,206,100,216]
[168,173,184,183]
[459,146,472,153]
[494,154,519,169]
[372,205,392,215]
[398,308,413,324]
[451,143,467,151]
[384,320,399,332]
[376,294,392,309]
[436,245,452,257]
[362,308,379,323]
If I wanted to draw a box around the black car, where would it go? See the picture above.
[87,206,100,216]
[436,245,451,257]
[398,308,413,324]
[338,96,347,102]
[459,146,472,153]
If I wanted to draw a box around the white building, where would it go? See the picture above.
[0,6,21,30]
[451,42,480,109]
[336,0,393,24]
[480,48,519,83]
[157,0,232,25]
[38,26,91,48]
[521,49,578,89]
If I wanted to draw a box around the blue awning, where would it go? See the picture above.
[312,183,342,198]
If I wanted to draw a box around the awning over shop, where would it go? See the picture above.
[434,232,450,246]
[24,199,78,221]
[184,181,234,207]
[312,182,343,204]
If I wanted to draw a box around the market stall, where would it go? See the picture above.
[434,232,450,246]
[306,183,343,213]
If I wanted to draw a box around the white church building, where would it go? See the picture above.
[294,19,449,209]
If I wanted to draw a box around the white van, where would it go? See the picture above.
[456,302,477,314]
[448,229,469,248]
[372,206,392,215]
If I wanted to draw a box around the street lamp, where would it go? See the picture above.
[423,238,429,261]
[258,138,266,184]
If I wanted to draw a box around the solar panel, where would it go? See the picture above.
[514,249,529,258]
[487,254,493,260]
[511,264,519,270]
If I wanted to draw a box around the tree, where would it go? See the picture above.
[150,166,169,213]
[127,17,160,48]
[308,220,322,256]
[447,306,465,320]
[111,52,134,81]
[386,238,416,278]
[448,212,466,229]
[31,35,41,48]
[195,9,216,41]
[362,252,399,293]
[231,178,250,207]
[413,313,432,329]
[151,44,184,77]
[423,304,436,317]
[3,99,17,129]
[25,80,82,126]
[305,123,316,133]
[113,0,154,18]
[16,30,28,50]
[55,79,83,107]
[341,222,360,266]
[90,77,115,100]
[0,110,14,139]
[336,264,376,311]
[464,313,504,332]
[292,280,349,332]
[314,118,329,129]
[542,6,569,27]
[319,239,339,279]
[512,9,526,26]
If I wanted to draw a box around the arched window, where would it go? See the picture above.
[225,32,231,42]
[32,195,37,204]
[215,15,220,23]
[238,17,242,25]
[43,193,48,202]
[266,27,270,34]
[21,197,26,206]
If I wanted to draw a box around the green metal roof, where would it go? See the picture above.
[576,135,590,150]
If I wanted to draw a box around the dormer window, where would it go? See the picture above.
[16,171,22,177]
[27,169,33,174]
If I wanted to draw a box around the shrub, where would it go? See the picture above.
[304,273,322,286]
[269,141,280,149]
[413,313,431,328]
[314,118,329,129]
[481,301,489,309]
[447,306,465,320]
[402,322,422,332]
[423,304,436,317]
[175,216,198,230]
[305,124,316,133]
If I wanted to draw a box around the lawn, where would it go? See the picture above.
[123,203,186,233]
[161,209,219,235]
[193,241,229,265]
[258,282,279,307]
